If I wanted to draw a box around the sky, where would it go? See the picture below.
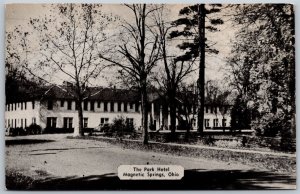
[5,3,238,87]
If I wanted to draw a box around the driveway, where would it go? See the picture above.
[5,134,296,190]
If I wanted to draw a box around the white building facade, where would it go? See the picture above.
[5,86,232,133]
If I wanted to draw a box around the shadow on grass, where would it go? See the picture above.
[30,147,106,152]
[5,139,55,146]
[29,152,57,156]
[6,169,295,190]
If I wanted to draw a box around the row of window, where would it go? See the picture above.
[188,118,227,128]
[46,117,134,129]
[6,117,36,128]
[205,106,228,114]
[48,100,140,113]
[204,118,227,128]
[6,101,35,112]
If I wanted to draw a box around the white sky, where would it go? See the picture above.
[5,3,238,87]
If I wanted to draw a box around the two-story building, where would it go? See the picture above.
[5,85,232,133]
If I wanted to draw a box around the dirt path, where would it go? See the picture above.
[5,134,296,190]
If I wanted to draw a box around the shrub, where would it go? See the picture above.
[26,124,42,135]
[202,135,216,146]
[103,116,135,137]
[10,127,26,136]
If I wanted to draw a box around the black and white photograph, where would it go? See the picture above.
[4,2,296,190]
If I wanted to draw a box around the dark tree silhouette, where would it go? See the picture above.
[170,4,223,135]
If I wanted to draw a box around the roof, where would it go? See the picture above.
[6,84,233,106]
[28,85,141,103]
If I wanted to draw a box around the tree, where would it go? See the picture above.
[226,56,254,132]
[228,5,295,145]
[6,29,47,103]
[99,4,162,144]
[151,5,196,139]
[170,4,223,135]
[177,84,198,140]
[205,80,231,131]
[14,4,112,136]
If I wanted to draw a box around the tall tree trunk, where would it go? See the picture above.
[197,4,205,135]
[141,81,149,144]
[74,97,84,137]
[290,6,296,139]
[74,84,84,137]
[169,89,177,140]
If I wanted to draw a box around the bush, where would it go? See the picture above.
[103,116,135,137]
[42,127,73,134]
[10,127,26,136]
[26,124,42,135]
[202,135,216,146]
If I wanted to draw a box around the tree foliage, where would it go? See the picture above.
[228,4,295,141]
[9,4,113,136]
[150,5,196,137]
[99,4,162,144]
[170,4,224,134]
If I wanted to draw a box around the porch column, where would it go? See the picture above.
[167,106,170,129]
[151,102,154,120]
[159,105,162,130]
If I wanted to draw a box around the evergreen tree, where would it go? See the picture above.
[170,4,223,134]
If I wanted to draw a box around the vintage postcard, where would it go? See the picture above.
[5,3,296,190]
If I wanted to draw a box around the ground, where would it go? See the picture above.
[5,134,296,190]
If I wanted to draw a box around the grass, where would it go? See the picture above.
[6,170,38,190]
[69,135,296,173]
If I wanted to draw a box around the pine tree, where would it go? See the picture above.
[170,4,223,134]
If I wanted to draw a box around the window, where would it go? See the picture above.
[21,102,23,110]
[83,118,88,128]
[104,102,108,112]
[206,106,209,113]
[135,103,139,112]
[188,106,192,114]
[213,119,218,127]
[15,119,17,128]
[97,101,101,108]
[32,101,35,109]
[21,119,23,128]
[24,102,27,110]
[63,117,73,129]
[118,102,122,112]
[90,101,95,111]
[130,103,134,109]
[61,100,65,107]
[48,100,53,110]
[126,118,134,126]
[210,106,213,113]
[75,101,78,110]
[46,117,57,128]
[110,102,114,112]
[15,103,17,110]
[124,102,128,112]
[68,100,72,110]
[84,101,88,111]
[191,118,196,127]
[100,118,109,124]
[222,119,227,127]
[204,119,210,127]
[193,105,197,113]
[32,117,36,124]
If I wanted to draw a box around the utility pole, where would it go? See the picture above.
[197,4,205,135]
